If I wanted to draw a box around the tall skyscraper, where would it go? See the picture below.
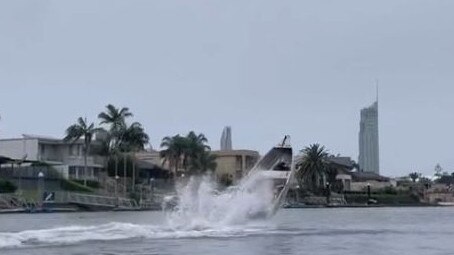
[220,126,232,151]
[358,101,380,174]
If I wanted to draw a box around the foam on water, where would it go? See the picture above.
[166,171,275,229]
[0,222,276,249]
[0,171,278,249]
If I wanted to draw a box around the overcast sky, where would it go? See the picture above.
[1,0,453,177]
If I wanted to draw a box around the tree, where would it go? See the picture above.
[185,131,211,171]
[160,135,187,176]
[98,104,134,179]
[296,144,329,192]
[436,172,454,185]
[118,122,149,189]
[64,117,102,186]
[118,122,149,152]
[409,172,421,183]
[434,164,443,178]
[189,151,217,174]
[160,131,215,177]
[98,104,133,132]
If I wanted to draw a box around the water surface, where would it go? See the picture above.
[1,207,453,255]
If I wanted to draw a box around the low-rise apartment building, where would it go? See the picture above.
[0,135,105,181]
[212,150,260,182]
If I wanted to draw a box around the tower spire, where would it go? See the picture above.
[375,78,379,103]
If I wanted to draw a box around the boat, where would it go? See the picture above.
[246,135,295,216]
[161,136,296,218]
[437,202,454,206]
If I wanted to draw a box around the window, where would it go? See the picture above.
[69,145,76,156]
[235,156,243,171]
[69,167,76,179]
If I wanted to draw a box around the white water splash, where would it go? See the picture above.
[0,222,276,249]
[166,171,276,229]
[0,171,279,249]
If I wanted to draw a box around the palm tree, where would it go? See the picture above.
[98,104,133,179]
[189,151,217,174]
[296,144,329,192]
[409,172,421,183]
[64,117,102,186]
[118,122,150,189]
[184,131,210,170]
[160,135,187,176]
[98,104,133,132]
[118,122,149,152]
[160,132,213,177]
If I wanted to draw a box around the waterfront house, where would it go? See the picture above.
[0,134,105,181]
[328,156,396,192]
[212,150,260,183]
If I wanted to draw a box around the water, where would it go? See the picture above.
[1,207,454,254]
[1,175,454,254]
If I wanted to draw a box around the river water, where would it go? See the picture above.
[1,207,454,255]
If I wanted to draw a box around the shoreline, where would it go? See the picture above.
[0,203,445,215]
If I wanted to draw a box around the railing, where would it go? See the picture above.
[0,166,62,180]
[301,194,347,206]
[65,156,106,166]
[139,199,160,209]
[101,176,128,195]
[0,193,36,210]
[55,192,138,209]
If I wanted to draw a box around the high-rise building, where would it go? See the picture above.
[358,101,380,174]
[220,126,232,151]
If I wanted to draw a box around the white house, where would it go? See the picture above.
[0,134,105,181]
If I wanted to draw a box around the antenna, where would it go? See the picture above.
[375,79,379,103]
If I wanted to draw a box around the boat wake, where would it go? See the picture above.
[0,222,276,249]
[0,171,279,250]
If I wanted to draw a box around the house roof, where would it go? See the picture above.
[136,160,165,170]
[350,171,390,182]
[0,155,37,165]
[211,150,260,157]
[0,155,12,165]
[327,157,355,169]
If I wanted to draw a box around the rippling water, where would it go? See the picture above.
[1,207,454,255]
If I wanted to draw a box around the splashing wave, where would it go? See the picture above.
[0,171,278,249]
[0,222,279,249]
[166,171,276,229]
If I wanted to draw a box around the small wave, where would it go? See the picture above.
[0,222,275,249]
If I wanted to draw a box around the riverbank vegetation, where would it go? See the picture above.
[0,178,17,193]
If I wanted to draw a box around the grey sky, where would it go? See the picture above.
[1,0,453,177]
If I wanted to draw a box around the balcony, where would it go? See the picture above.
[65,155,106,167]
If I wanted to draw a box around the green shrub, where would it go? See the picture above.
[345,193,420,205]
[129,191,141,203]
[72,180,101,189]
[0,179,17,193]
[382,186,398,195]
[60,179,94,193]
[345,194,369,204]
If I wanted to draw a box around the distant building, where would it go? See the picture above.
[335,169,395,192]
[358,101,380,174]
[134,150,173,190]
[0,135,105,181]
[327,156,355,191]
[220,126,232,151]
[212,150,259,182]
